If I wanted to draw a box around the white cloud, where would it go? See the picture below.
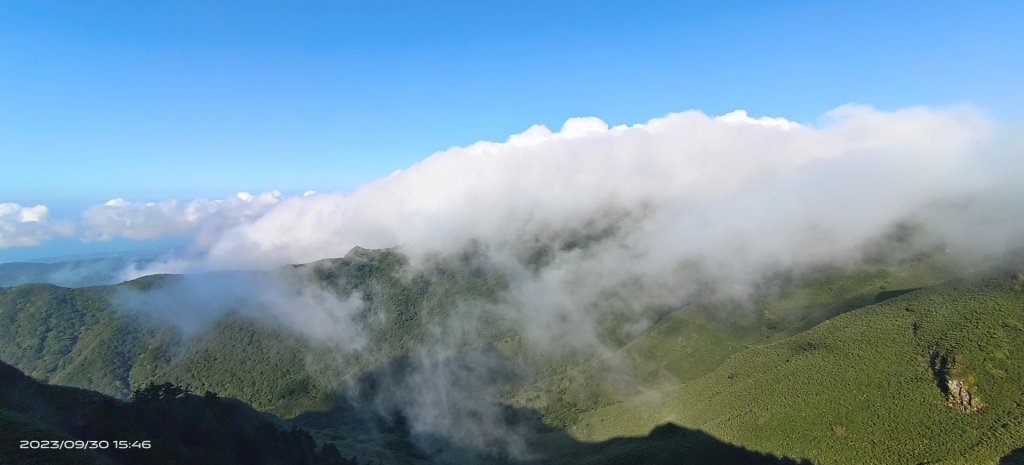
[200,105,998,271]
[81,190,284,245]
[86,105,1024,351]
[715,109,803,130]
[97,105,1022,452]
[0,203,74,249]
[183,105,1021,348]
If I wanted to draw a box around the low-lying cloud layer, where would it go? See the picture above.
[142,104,1018,353]
[0,203,73,249]
[81,190,284,246]
[7,105,1015,264]
[9,105,1022,460]
[9,105,1022,344]
[200,105,1006,270]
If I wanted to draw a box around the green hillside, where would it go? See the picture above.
[1,245,1023,464]
[506,252,963,428]
[0,247,513,417]
[0,284,177,398]
[572,268,1024,464]
[0,359,355,465]
[2,356,823,465]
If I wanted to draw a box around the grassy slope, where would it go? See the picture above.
[572,270,1024,464]
[509,255,961,427]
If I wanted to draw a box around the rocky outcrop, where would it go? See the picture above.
[947,379,981,413]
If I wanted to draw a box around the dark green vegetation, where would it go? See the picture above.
[0,247,509,417]
[1,242,1023,464]
[0,360,357,465]
[0,357,813,465]
[0,283,176,399]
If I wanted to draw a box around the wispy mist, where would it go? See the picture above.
[94,105,1023,459]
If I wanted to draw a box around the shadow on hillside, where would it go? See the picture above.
[291,350,815,465]
[0,359,340,465]
[2,347,816,465]
[1001,447,1024,465]
[553,422,814,465]
[296,400,814,465]
[873,287,921,303]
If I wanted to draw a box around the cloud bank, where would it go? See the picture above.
[14,105,1021,347]
[9,104,1022,360]
[17,105,1014,269]
[81,190,284,247]
[0,203,73,249]
[171,104,1016,354]
[96,104,1020,354]
[52,105,1024,458]
[200,106,999,270]
[76,105,1021,315]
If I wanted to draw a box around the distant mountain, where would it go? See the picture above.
[0,256,153,288]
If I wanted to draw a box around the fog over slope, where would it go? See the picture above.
[105,105,1020,344]
[80,105,1024,459]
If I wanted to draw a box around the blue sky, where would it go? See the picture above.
[0,1,1021,261]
